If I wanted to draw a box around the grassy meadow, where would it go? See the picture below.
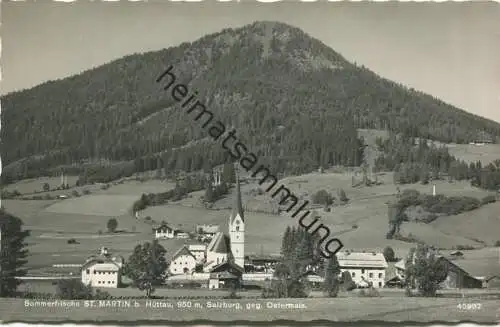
[1,161,500,279]
[1,296,499,322]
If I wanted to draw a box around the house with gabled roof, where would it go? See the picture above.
[208,260,244,289]
[395,254,483,289]
[81,253,124,288]
[336,251,388,288]
[152,221,176,239]
[168,245,197,275]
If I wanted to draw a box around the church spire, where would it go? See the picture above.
[229,167,244,223]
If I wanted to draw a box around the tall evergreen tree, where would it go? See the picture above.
[0,209,30,297]
[222,161,236,185]
[323,256,341,297]
[281,226,293,258]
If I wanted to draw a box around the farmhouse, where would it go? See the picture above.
[395,255,483,289]
[81,254,124,288]
[152,221,189,239]
[384,263,405,288]
[336,251,388,288]
[195,224,220,237]
[208,261,244,289]
[168,245,197,275]
[152,222,176,239]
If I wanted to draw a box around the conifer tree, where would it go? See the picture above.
[281,226,292,258]
[323,256,341,297]
[222,161,236,185]
[0,209,30,297]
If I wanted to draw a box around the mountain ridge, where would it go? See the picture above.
[1,21,500,183]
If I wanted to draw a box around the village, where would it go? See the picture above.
[79,174,500,294]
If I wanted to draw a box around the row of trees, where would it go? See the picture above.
[204,162,236,203]
[376,134,500,191]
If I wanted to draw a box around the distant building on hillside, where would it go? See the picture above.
[195,224,220,237]
[336,251,388,288]
[153,222,176,239]
[81,254,124,288]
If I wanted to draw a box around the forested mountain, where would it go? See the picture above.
[2,21,500,183]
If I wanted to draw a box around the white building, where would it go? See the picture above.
[81,255,124,288]
[188,244,207,263]
[336,251,388,288]
[195,224,220,237]
[176,232,190,239]
[169,245,197,275]
[153,222,175,239]
[203,231,231,272]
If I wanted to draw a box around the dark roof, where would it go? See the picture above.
[210,260,244,274]
[171,245,196,261]
[152,221,172,231]
[81,255,121,270]
[210,271,240,279]
[229,176,244,224]
[207,232,231,254]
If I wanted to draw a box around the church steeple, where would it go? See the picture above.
[229,168,244,224]
[228,166,245,270]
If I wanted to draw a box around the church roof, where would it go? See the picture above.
[229,175,244,224]
[207,232,231,254]
[171,245,196,261]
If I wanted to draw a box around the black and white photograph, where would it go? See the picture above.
[1,0,500,324]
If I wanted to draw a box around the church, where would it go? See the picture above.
[167,175,246,280]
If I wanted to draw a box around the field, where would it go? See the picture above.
[1,179,177,273]
[358,128,500,166]
[1,296,499,322]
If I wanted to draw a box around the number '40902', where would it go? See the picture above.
[457,303,482,310]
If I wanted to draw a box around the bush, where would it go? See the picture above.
[383,246,396,262]
[338,189,349,203]
[83,189,91,195]
[481,195,496,205]
[107,218,118,233]
[494,240,500,247]
[67,238,78,244]
[358,287,380,297]
[71,190,80,197]
[56,280,92,300]
[421,213,439,223]
[454,244,476,250]
[311,190,334,206]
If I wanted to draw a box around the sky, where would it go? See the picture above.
[1,1,499,122]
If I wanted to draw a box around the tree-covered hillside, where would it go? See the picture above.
[2,21,500,183]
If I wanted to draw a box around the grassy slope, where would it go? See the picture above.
[358,128,500,166]
[2,165,499,277]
